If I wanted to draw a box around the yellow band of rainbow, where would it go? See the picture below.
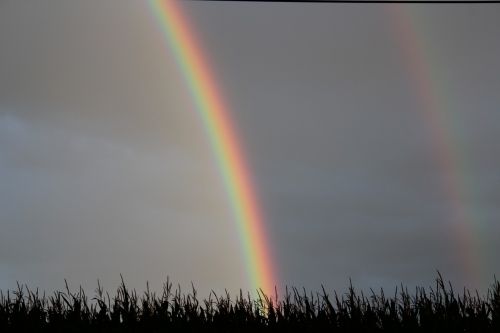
[388,5,482,286]
[149,0,276,295]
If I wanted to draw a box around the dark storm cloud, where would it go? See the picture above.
[1,1,500,294]
[185,2,500,291]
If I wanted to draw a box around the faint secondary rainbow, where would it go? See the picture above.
[148,0,276,295]
[388,5,482,286]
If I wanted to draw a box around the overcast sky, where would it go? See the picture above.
[1,1,499,296]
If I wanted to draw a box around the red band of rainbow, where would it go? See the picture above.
[388,5,482,286]
[149,0,277,295]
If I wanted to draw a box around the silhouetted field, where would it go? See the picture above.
[1,274,499,332]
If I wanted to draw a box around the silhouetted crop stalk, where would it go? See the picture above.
[0,274,499,331]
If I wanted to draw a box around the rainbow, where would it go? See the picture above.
[148,0,276,295]
[388,5,482,286]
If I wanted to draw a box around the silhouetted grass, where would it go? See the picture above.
[1,273,499,332]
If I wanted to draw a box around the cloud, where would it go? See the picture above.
[1,1,500,295]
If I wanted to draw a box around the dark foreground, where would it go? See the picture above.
[1,274,499,332]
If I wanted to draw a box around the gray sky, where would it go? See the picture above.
[1,1,499,296]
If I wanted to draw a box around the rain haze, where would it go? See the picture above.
[1,1,500,296]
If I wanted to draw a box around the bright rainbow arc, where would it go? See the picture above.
[149,0,276,295]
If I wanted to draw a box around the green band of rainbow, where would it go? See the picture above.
[149,0,276,295]
[388,5,482,286]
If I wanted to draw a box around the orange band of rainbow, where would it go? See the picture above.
[388,5,482,286]
[149,0,276,295]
